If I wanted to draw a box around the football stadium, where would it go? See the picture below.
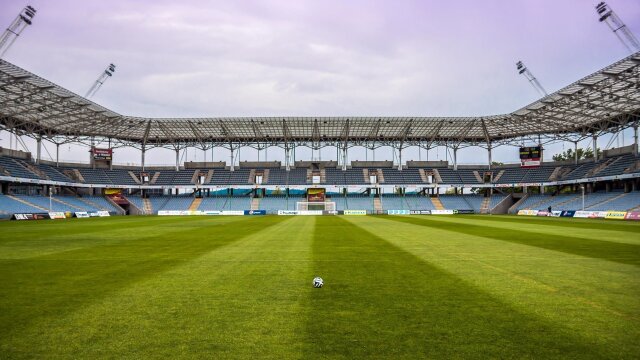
[1,1,639,359]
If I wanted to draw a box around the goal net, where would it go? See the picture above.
[296,201,336,212]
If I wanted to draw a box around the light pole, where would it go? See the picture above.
[580,184,585,211]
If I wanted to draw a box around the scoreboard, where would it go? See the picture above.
[519,146,542,168]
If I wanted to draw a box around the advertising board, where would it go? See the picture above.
[75,212,90,218]
[410,210,432,215]
[48,212,66,219]
[244,210,266,215]
[431,210,455,215]
[387,210,410,215]
[517,209,539,216]
[605,211,627,220]
[624,211,640,220]
[12,213,51,220]
[344,210,367,215]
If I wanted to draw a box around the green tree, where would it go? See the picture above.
[552,147,601,162]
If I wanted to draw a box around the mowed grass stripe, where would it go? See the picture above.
[384,215,640,266]
[346,216,640,356]
[0,215,231,259]
[464,214,639,232]
[446,215,640,246]
[302,216,606,359]
[0,215,287,349]
[2,216,315,359]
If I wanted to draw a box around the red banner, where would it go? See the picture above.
[624,211,640,220]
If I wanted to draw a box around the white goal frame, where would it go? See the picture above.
[296,201,336,212]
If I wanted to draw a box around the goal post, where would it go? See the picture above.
[296,201,336,212]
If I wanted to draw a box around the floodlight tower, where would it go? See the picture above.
[0,5,37,59]
[595,2,640,53]
[516,61,548,97]
[85,63,116,98]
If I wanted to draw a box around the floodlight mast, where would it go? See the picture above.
[516,60,548,97]
[596,2,640,53]
[85,63,116,98]
[0,5,36,59]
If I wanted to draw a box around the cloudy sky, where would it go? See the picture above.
[0,0,639,166]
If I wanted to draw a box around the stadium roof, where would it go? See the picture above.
[0,52,639,150]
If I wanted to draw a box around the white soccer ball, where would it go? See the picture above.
[313,277,324,288]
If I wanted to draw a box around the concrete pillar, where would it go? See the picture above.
[487,144,492,169]
[285,147,290,171]
[398,147,403,171]
[141,146,146,171]
[342,147,347,171]
[574,141,579,165]
[592,135,598,163]
[36,136,42,164]
[230,147,235,172]
[55,143,59,167]
[453,147,458,171]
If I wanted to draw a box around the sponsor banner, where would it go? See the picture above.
[277,210,323,216]
[431,210,454,215]
[12,213,51,220]
[75,212,90,218]
[49,212,66,219]
[202,211,222,216]
[344,210,368,215]
[560,210,576,218]
[387,210,410,215]
[244,210,266,215]
[221,210,245,216]
[536,210,549,217]
[455,209,475,214]
[574,211,607,219]
[410,210,432,215]
[550,211,562,217]
[158,210,180,216]
[624,211,640,220]
[520,159,541,168]
[97,211,110,217]
[323,210,338,215]
[517,209,539,216]
[605,211,627,220]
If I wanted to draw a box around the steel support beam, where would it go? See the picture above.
[175,148,179,172]
[634,123,639,157]
[593,134,598,163]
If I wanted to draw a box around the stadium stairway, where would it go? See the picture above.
[431,197,445,210]
[251,198,260,210]
[480,197,491,214]
[189,198,202,211]
[431,169,443,183]
[7,195,47,211]
[374,197,383,212]
[508,194,528,214]
[493,170,505,182]
[143,198,153,214]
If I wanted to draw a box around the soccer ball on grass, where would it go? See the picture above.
[313,277,323,288]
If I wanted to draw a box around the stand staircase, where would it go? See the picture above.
[128,171,141,184]
[431,169,443,183]
[493,170,505,182]
[431,197,445,210]
[473,171,484,183]
[143,198,153,214]
[419,169,430,183]
[251,198,261,210]
[480,197,491,214]
[373,197,383,212]
[376,169,385,183]
[189,198,202,211]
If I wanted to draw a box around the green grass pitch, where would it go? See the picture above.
[0,215,639,359]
